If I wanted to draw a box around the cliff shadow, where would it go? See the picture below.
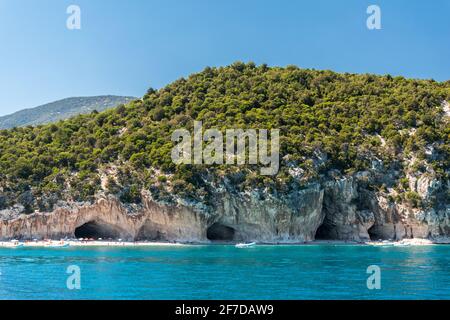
[74,220,126,240]
[207,223,236,241]
[136,221,167,241]
[367,224,398,241]
[314,221,336,240]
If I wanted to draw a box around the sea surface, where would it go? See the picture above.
[0,244,449,300]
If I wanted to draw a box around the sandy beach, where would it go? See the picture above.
[0,237,448,248]
[0,240,186,248]
[365,238,436,246]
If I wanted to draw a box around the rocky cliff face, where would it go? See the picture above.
[0,195,207,242]
[316,177,446,242]
[0,185,325,243]
[0,171,448,243]
[210,183,324,242]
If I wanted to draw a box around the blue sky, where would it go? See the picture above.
[0,0,449,116]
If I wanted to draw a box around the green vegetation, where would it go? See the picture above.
[404,191,423,208]
[0,63,449,212]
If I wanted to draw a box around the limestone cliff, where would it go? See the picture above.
[0,171,448,243]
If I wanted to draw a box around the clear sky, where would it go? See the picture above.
[0,0,449,116]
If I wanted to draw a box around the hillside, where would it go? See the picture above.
[0,63,449,242]
[0,95,136,129]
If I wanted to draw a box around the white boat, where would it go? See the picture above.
[49,243,70,248]
[235,242,256,248]
[371,242,394,247]
[393,242,411,247]
[46,242,70,248]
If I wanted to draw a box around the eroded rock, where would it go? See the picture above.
[0,173,447,243]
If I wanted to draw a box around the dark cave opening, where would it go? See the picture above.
[367,225,380,241]
[207,223,236,241]
[74,221,122,239]
[314,223,335,240]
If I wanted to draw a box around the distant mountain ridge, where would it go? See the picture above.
[0,95,137,129]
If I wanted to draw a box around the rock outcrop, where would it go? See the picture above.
[0,171,448,243]
[0,196,206,242]
[0,184,325,242]
[316,178,374,241]
[210,183,324,242]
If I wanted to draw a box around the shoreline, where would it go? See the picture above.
[0,237,448,248]
[0,240,185,248]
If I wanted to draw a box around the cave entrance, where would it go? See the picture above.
[74,221,122,240]
[314,222,335,240]
[367,225,383,241]
[207,223,235,241]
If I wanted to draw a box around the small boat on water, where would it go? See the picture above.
[47,243,70,248]
[369,242,394,247]
[393,242,411,247]
[46,241,70,248]
[235,242,256,248]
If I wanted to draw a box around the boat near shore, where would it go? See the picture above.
[235,242,257,248]
[45,242,70,248]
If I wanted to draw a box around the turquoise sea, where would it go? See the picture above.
[0,244,449,300]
